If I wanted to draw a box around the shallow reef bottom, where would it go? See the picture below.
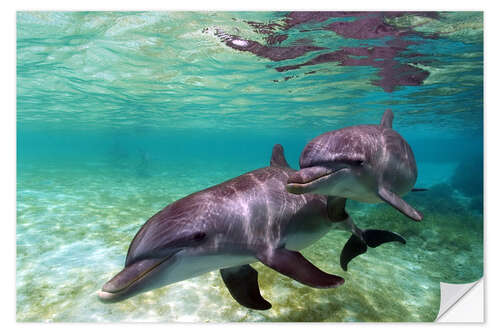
[16,159,483,322]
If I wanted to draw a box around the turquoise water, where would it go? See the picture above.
[17,12,483,322]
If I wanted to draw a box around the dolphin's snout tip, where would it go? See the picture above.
[287,171,304,184]
[286,167,333,195]
[97,289,112,300]
[286,171,310,194]
[97,277,128,303]
[98,278,123,302]
[97,289,120,303]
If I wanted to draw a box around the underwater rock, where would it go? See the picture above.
[450,155,483,212]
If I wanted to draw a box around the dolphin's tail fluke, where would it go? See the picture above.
[340,229,406,271]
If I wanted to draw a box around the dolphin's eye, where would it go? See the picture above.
[192,232,206,242]
[334,158,364,167]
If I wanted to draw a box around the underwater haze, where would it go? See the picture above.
[16,11,483,322]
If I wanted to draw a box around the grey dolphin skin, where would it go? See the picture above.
[99,145,348,310]
[286,110,421,270]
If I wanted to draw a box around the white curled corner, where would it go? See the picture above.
[435,278,484,322]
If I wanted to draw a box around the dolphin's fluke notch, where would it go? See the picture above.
[257,248,344,288]
[380,109,394,128]
[220,265,271,310]
[378,187,423,221]
[340,229,406,271]
[270,144,291,169]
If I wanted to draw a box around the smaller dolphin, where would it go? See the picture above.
[286,110,422,269]
[286,109,422,221]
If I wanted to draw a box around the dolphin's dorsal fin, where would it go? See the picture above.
[378,186,423,221]
[270,144,291,168]
[380,109,394,128]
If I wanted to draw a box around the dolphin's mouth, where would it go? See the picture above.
[286,166,347,194]
[98,254,175,302]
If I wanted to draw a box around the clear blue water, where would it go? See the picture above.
[16,11,483,322]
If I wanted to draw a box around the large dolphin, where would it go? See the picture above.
[98,144,403,310]
[286,110,422,269]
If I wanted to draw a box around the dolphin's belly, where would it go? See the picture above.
[284,216,331,251]
[142,250,257,293]
[284,227,330,251]
[145,212,332,293]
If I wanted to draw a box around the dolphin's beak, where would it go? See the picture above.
[286,166,335,194]
[98,256,171,303]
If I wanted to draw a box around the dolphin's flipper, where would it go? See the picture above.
[270,144,291,169]
[411,188,428,192]
[220,265,271,310]
[378,186,423,221]
[340,230,406,271]
[257,248,344,288]
[380,109,394,128]
[340,235,367,271]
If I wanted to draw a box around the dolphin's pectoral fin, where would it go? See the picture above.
[362,229,406,248]
[257,248,344,288]
[411,188,428,192]
[340,235,367,271]
[378,187,423,221]
[270,144,292,169]
[220,265,271,310]
[380,109,394,128]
